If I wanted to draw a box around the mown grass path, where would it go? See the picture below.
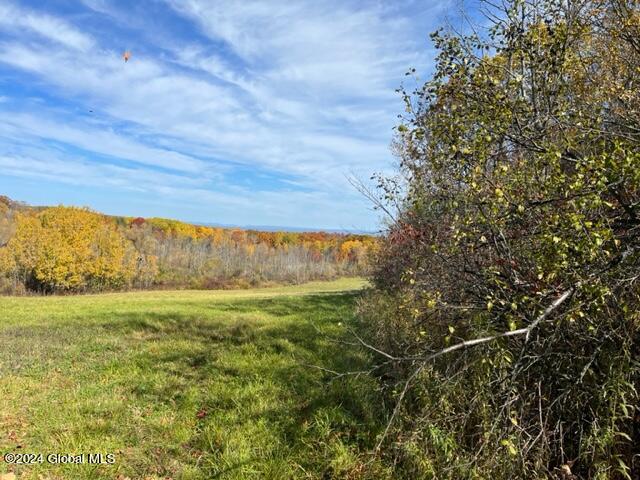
[0,278,385,479]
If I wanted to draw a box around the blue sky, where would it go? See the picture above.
[0,0,454,231]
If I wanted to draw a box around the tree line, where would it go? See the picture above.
[0,196,376,294]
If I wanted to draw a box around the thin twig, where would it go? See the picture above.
[374,363,425,454]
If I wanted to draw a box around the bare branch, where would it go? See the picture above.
[369,287,575,454]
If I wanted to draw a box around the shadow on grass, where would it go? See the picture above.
[0,291,384,477]
[115,292,382,475]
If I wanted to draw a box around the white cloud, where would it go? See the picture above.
[0,112,210,173]
[166,0,435,98]
[0,149,376,229]
[0,2,94,51]
[0,0,449,228]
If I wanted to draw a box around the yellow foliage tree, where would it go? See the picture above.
[5,207,135,292]
[0,245,15,273]
[337,240,365,263]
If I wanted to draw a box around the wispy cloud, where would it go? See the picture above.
[0,112,210,173]
[0,0,450,229]
[0,2,94,51]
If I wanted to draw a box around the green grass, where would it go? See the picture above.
[0,278,388,479]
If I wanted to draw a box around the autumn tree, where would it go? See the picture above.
[3,207,135,292]
[0,198,377,293]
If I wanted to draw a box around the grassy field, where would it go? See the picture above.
[0,278,387,479]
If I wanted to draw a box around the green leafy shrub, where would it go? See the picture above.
[362,0,640,477]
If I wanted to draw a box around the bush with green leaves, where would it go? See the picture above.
[361,0,640,477]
